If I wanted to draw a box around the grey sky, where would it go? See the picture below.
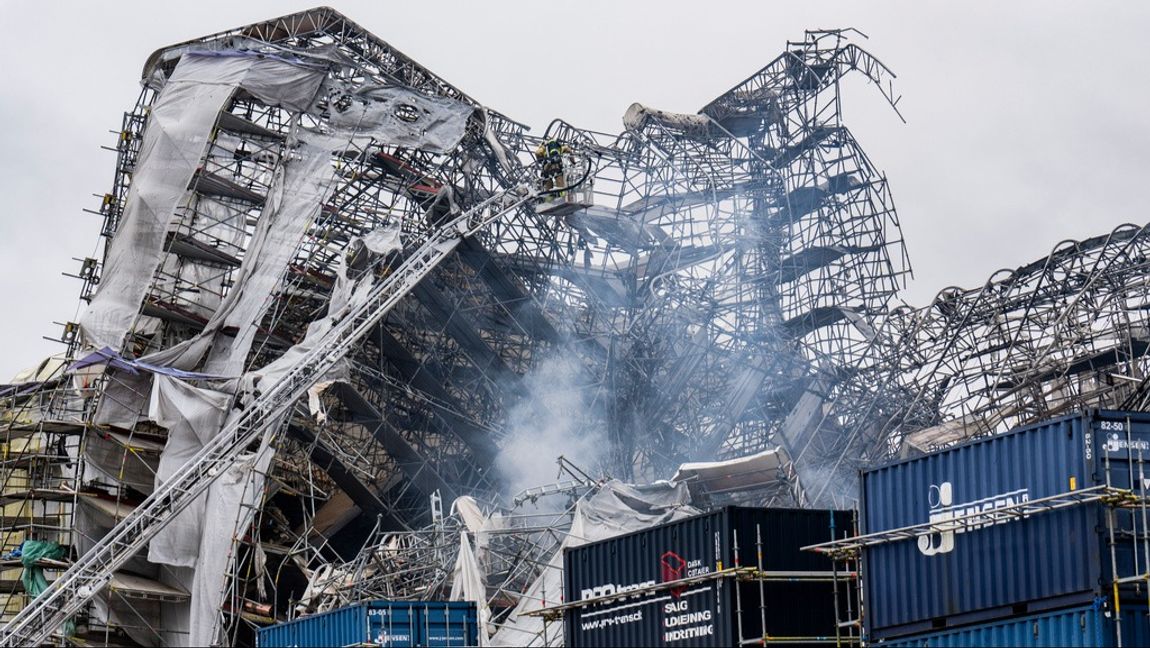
[1,1,1147,380]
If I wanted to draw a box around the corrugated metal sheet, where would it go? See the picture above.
[563,506,849,647]
[422,604,479,646]
[256,600,478,647]
[879,602,1150,647]
[862,410,1150,639]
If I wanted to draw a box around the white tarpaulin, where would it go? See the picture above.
[79,51,327,351]
[189,436,277,646]
[451,495,504,564]
[201,136,340,375]
[489,480,697,646]
[145,373,280,645]
[671,447,791,497]
[225,221,404,401]
[147,374,232,567]
[329,85,474,154]
[622,102,713,135]
[450,531,492,646]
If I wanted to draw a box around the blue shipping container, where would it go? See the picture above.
[878,602,1150,647]
[862,410,1150,639]
[256,600,478,647]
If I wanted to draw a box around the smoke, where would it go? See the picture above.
[796,460,860,510]
[495,354,605,501]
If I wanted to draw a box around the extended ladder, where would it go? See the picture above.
[0,183,538,646]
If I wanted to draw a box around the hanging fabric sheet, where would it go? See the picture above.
[78,51,326,351]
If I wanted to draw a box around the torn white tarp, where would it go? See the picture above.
[216,221,403,411]
[622,102,712,135]
[450,531,492,646]
[200,135,341,375]
[329,85,474,153]
[147,374,232,567]
[451,495,504,564]
[191,435,277,646]
[306,380,339,424]
[328,221,403,317]
[78,51,327,351]
[145,372,281,646]
[671,447,792,498]
[451,496,488,536]
[480,107,514,174]
[489,480,698,646]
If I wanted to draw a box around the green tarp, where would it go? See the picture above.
[19,540,73,636]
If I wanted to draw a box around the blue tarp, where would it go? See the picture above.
[67,347,229,381]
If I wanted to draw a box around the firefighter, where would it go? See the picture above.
[535,138,570,194]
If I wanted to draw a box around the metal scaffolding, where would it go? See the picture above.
[864,223,1150,460]
[0,10,913,645]
[4,6,1146,648]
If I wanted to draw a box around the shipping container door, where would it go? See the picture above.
[368,603,419,647]
[420,602,478,646]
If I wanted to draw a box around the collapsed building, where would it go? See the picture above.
[0,7,1148,647]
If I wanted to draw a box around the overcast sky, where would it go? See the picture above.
[1,1,1147,380]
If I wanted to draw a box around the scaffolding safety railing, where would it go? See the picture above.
[802,484,1134,560]
[526,518,857,647]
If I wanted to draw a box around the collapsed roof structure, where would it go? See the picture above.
[1,6,1148,647]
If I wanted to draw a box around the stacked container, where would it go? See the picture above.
[861,409,1150,644]
[877,602,1150,647]
[563,506,851,647]
[256,600,478,647]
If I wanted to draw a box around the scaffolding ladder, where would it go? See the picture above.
[0,183,538,647]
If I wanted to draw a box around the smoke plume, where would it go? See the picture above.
[495,354,605,501]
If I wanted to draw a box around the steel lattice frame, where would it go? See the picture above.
[0,10,928,645]
[869,222,1150,454]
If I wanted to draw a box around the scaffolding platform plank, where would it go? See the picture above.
[0,452,69,470]
[0,488,75,506]
[216,111,285,140]
[2,420,86,438]
[0,558,70,570]
[78,494,137,524]
[107,573,189,603]
[164,231,242,267]
[0,516,66,531]
[103,431,164,456]
[190,169,266,205]
[140,298,208,330]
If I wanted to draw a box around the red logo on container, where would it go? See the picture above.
[661,551,687,598]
